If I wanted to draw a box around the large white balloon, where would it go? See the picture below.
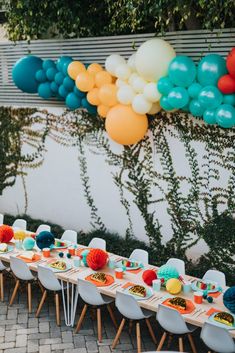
[117,85,135,105]
[115,64,131,80]
[143,82,161,102]
[132,76,147,93]
[132,94,152,114]
[116,78,128,88]
[127,53,136,71]
[148,102,162,115]
[105,54,126,76]
[135,38,176,81]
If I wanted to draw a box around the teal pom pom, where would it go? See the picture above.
[207,296,213,303]
[36,231,55,250]
[67,253,72,259]
[23,237,35,250]
[157,265,179,285]
[58,252,64,258]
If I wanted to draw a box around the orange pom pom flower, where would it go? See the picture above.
[0,225,14,243]
[142,269,157,286]
[86,248,108,270]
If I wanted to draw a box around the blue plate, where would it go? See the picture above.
[123,285,153,301]
[208,312,235,330]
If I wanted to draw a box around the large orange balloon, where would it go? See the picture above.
[87,63,103,76]
[68,61,86,80]
[76,72,95,92]
[97,104,110,118]
[98,83,118,107]
[105,104,148,145]
[95,71,112,88]
[87,88,101,106]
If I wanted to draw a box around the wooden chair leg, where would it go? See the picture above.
[36,290,47,317]
[145,318,157,345]
[107,304,118,328]
[55,293,60,326]
[0,272,4,301]
[157,332,167,351]
[27,282,32,313]
[188,333,197,353]
[75,304,88,333]
[179,337,184,352]
[97,308,102,343]
[136,322,141,353]
[112,318,126,349]
[9,279,20,306]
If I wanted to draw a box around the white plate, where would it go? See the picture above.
[116,260,141,271]
[50,239,71,249]
[0,245,14,254]
[123,285,153,301]
[47,261,72,273]
[208,312,235,330]
[191,280,219,293]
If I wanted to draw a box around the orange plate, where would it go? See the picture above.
[17,254,41,263]
[162,298,195,314]
[85,273,114,287]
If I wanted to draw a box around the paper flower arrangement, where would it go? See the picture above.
[142,269,157,286]
[86,248,108,270]
[223,286,235,314]
[36,231,55,250]
[157,264,179,286]
[0,225,14,243]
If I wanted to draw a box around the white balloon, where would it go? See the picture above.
[132,94,152,114]
[115,64,131,80]
[117,85,135,105]
[132,76,147,93]
[143,82,161,102]
[105,54,126,76]
[127,53,136,71]
[148,102,162,115]
[135,38,176,81]
[116,78,128,88]
[128,72,139,86]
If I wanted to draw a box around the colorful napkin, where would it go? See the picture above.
[206,308,221,316]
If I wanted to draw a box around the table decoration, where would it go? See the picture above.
[85,272,114,287]
[142,269,157,285]
[223,286,235,313]
[162,297,195,314]
[0,225,14,243]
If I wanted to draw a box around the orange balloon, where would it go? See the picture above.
[76,72,95,92]
[98,83,118,107]
[95,71,112,88]
[105,104,148,145]
[87,88,101,106]
[87,63,103,76]
[68,61,86,80]
[97,104,110,118]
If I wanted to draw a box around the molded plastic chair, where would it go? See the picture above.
[156,304,197,352]
[61,230,77,244]
[0,213,3,225]
[36,265,62,326]
[75,279,117,342]
[0,260,7,301]
[112,291,157,353]
[129,249,149,265]
[201,322,235,353]
[36,224,51,234]
[166,258,185,275]
[12,218,27,230]
[88,237,106,250]
[203,269,226,287]
[9,256,35,312]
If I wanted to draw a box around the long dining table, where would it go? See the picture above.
[0,240,234,338]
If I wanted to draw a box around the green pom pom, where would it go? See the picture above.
[67,253,72,259]
[58,252,64,258]
[157,265,179,285]
[207,296,213,303]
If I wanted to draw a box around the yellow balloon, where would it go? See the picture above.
[68,61,86,80]
[87,88,101,106]
[166,278,182,295]
[87,63,103,76]
[95,71,112,88]
[98,84,118,107]
[97,104,110,118]
[14,230,26,241]
[76,72,95,92]
[105,104,148,145]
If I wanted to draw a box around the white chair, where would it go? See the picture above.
[61,230,77,244]
[12,218,27,230]
[36,224,51,234]
[156,304,197,352]
[36,265,62,326]
[88,237,106,250]
[75,279,117,342]
[0,261,7,301]
[0,213,3,225]
[201,322,235,353]
[9,256,35,312]
[112,291,157,353]
[166,258,185,275]
[129,249,149,265]
[203,269,226,287]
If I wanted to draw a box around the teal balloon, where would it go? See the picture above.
[189,100,205,117]
[160,96,174,111]
[35,69,47,83]
[66,92,81,110]
[46,67,57,81]
[215,104,235,128]
[62,59,73,75]
[58,85,68,99]
[188,83,202,98]
[223,94,235,106]
[56,56,73,72]
[157,77,173,95]
[168,56,196,87]
[74,86,86,98]
[63,76,74,91]
[38,82,52,99]
[23,237,35,250]
[182,103,190,112]
[42,59,56,70]
[81,98,97,114]
[198,85,223,109]
[168,87,189,109]
[197,54,227,86]
[50,81,59,94]
[203,109,216,124]
[12,56,42,93]
[55,72,65,85]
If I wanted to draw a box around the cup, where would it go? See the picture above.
[68,247,75,256]
[152,279,161,292]
[194,291,203,304]
[15,240,23,250]
[115,268,124,279]
[73,257,81,268]
[108,259,116,270]
[42,248,50,258]
[183,281,192,294]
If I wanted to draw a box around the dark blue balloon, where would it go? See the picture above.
[58,85,69,99]
[35,69,47,83]
[36,231,55,250]
[38,82,53,99]
[66,92,81,110]
[50,81,59,94]
[63,76,74,91]
[46,67,57,81]
[74,86,86,98]
[56,56,73,72]
[81,98,97,114]
[55,72,65,85]
[12,56,42,93]
[42,59,56,70]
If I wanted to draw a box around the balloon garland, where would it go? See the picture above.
[12,40,235,145]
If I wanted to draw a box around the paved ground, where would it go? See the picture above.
[0,276,208,353]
